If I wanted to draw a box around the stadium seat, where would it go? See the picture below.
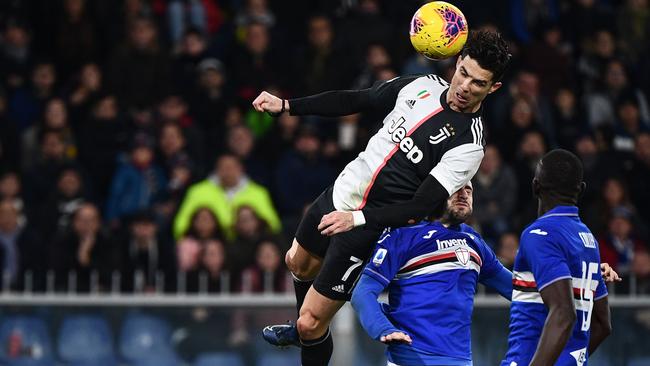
[119,312,179,362]
[194,352,245,366]
[131,356,184,366]
[57,315,116,364]
[628,357,650,366]
[0,316,54,366]
[256,351,300,366]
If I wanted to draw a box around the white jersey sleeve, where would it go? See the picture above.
[429,143,484,195]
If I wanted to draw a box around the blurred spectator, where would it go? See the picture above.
[159,153,194,222]
[172,28,209,97]
[338,0,395,66]
[173,154,280,239]
[577,29,617,93]
[0,171,26,227]
[35,166,86,240]
[229,21,280,100]
[574,134,621,206]
[583,177,644,237]
[292,15,352,95]
[495,96,543,160]
[157,121,191,171]
[235,0,275,29]
[616,0,650,63]
[0,19,32,91]
[108,17,170,109]
[167,0,208,45]
[226,125,270,186]
[0,91,20,172]
[259,112,300,161]
[51,203,115,292]
[0,199,43,290]
[561,0,613,47]
[490,71,555,147]
[21,98,77,170]
[229,205,273,273]
[612,97,649,154]
[8,62,57,133]
[552,88,590,150]
[157,95,205,164]
[598,206,649,290]
[522,24,571,97]
[54,0,97,80]
[496,232,519,270]
[67,63,103,125]
[509,0,560,44]
[239,239,288,293]
[352,43,393,90]
[199,238,230,293]
[76,95,130,201]
[627,132,650,226]
[472,145,518,242]
[23,130,74,206]
[585,59,650,128]
[105,133,167,224]
[118,210,176,293]
[190,58,229,151]
[512,131,547,230]
[274,126,335,217]
[182,207,223,242]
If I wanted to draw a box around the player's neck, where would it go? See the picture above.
[537,196,577,217]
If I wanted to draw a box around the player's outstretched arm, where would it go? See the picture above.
[351,274,411,344]
[252,89,374,117]
[529,279,576,366]
[588,296,612,355]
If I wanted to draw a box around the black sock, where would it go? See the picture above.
[292,274,313,316]
[300,328,333,366]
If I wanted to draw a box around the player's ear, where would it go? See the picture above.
[532,178,541,197]
[578,181,587,198]
[488,81,502,94]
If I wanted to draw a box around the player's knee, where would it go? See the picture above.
[286,251,317,280]
[296,311,323,340]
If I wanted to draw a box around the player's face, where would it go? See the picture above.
[448,56,502,113]
[446,185,473,222]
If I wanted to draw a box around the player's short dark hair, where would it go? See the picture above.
[460,30,511,82]
[537,149,584,199]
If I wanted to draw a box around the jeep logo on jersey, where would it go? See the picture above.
[455,247,470,265]
[387,116,423,163]
[429,124,455,144]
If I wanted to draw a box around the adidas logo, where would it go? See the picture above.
[405,99,416,109]
[331,284,345,293]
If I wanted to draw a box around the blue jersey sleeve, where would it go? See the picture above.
[474,236,513,300]
[520,228,572,291]
[362,230,409,285]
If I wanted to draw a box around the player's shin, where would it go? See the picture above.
[292,273,314,315]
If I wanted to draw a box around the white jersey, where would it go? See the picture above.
[332,75,485,211]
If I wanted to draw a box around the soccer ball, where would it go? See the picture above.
[409,1,468,60]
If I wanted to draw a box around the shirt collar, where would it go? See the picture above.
[540,205,579,219]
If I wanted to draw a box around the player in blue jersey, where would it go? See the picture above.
[501,149,612,366]
[351,182,513,366]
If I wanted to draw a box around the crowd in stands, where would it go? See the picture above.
[0,0,648,294]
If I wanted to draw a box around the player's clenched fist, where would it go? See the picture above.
[252,91,286,114]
